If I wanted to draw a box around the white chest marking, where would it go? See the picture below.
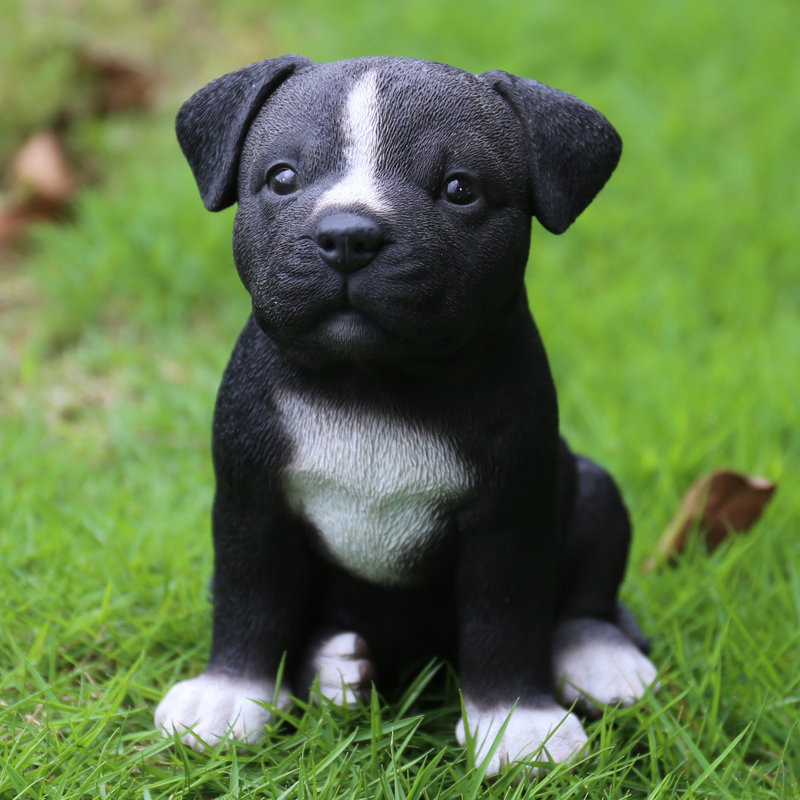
[314,71,389,214]
[276,391,472,585]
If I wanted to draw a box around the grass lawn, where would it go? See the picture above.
[2,0,799,797]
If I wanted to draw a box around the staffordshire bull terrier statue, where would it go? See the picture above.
[155,54,658,774]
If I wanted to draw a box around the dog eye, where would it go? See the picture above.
[266,164,301,195]
[443,174,478,205]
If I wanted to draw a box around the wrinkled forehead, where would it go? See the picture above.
[243,57,525,174]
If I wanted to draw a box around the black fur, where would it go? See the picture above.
[169,56,645,731]
[176,55,312,211]
[479,70,622,234]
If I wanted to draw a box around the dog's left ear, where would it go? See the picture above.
[480,70,621,234]
[177,54,313,211]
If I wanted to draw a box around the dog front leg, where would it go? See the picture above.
[454,494,587,775]
[155,490,314,750]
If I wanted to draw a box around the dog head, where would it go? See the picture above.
[177,56,621,368]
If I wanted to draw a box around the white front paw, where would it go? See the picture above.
[554,618,659,715]
[154,672,289,751]
[455,700,588,775]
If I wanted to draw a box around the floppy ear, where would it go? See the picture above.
[480,70,621,234]
[176,54,313,211]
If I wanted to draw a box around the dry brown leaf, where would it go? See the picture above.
[0,48,155,249]
[75,48,155,115]
[0,200,59,248]
[643,470,776,572]
[0,130,79,248]
[7,130,78,204]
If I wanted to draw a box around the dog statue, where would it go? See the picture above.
[155,55,658,774]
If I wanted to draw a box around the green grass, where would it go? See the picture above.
[2,0,799,797]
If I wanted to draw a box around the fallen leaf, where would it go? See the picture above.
[7,130,78,205]
[75,48,155,115]
[643,470,776,572]
[0,47,156,249]
[0,130,79,248]
[0,200,59,249]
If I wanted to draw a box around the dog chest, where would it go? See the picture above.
[275,391,473,585]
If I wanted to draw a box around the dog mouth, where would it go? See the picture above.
[255,298,466,367]
[253,297,395,361]
[251,266,470,365]
[313,306,470,364]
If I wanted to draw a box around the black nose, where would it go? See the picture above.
[315,213,385,273]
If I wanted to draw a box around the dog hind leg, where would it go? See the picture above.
[298,629,375,707]
[553,450,658,715]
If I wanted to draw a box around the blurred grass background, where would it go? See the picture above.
[1,0,798,797]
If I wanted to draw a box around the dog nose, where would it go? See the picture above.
[315,213,385,273]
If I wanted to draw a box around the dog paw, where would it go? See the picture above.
[154,672,289,751]
[310,631,374,706]
[455,700,588,775]
[554,617,659,715]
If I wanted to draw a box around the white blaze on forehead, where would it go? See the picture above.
[315,70,389,214]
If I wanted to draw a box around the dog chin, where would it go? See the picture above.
[309,310,391,360]
[255,307,397,365]
[256,307,467,369]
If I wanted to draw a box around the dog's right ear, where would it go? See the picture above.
[176,54,313,211]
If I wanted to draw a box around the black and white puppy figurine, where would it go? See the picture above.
[155,55,658,774]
